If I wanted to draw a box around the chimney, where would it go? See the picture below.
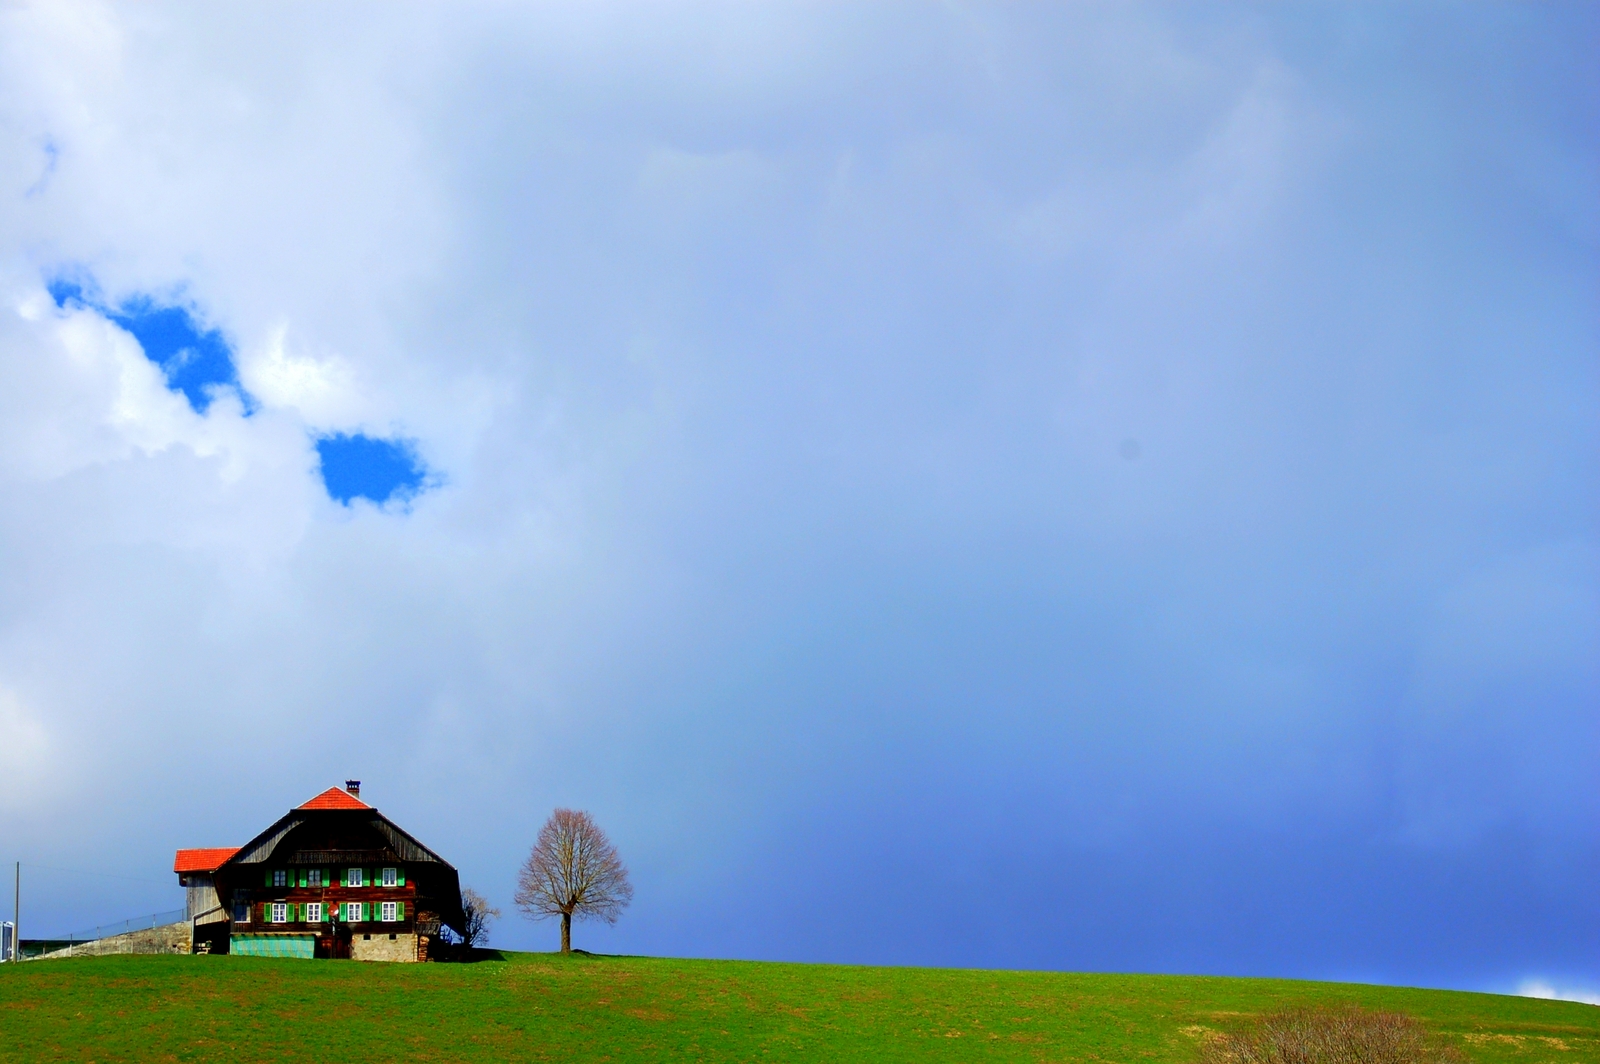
[345,780,361,799]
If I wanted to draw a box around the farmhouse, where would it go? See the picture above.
[174,781,465,961]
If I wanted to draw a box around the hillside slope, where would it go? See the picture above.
[1,952,1593,1063]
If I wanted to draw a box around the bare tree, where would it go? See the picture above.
[514,808,633,954]
[459,887,501,950]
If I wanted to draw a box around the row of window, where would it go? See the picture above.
[266,867,403,888]
[237,901,404,925]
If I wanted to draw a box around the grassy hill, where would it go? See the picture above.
[1,951,1594,1063]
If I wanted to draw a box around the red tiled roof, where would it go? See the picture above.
[298,786,370,811]
[173,847,240,874]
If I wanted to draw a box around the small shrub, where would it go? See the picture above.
[1199,1005,1466,1064]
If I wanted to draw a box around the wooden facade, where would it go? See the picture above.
[174,782,465,961]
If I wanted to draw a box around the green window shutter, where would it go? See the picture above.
[290,903,298,922]
[298,869,306,888]
[323,867,330,887]
[397,902,405,920]
[364,902,371,922]
[264,869,272,887]
[397,869,405,886]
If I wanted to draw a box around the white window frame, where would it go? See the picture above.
[347,867,364,888]
[304,902,322,923]
[271,902,287,924]
[272,869,287,888]
[308,869,322,887]
[345,902,362,923]
[382,867,397,887]
[381,901,397,923]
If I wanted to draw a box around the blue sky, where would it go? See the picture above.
[0,3,1594,998]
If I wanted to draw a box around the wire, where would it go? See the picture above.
[21,863,170,887]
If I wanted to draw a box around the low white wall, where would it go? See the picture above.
[35,921,191,959]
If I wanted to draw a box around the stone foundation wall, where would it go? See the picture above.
[351,932,417,963]
[36,921,191,959]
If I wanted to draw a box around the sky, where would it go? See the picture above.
[0,2,1595,998]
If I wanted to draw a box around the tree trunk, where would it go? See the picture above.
[560,911,571,954]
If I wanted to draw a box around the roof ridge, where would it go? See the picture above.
[297,785,372,811]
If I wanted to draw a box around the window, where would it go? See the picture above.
[308,868,323,887]
[381,901,397,923]
[347,867,364,888]
[234,903,249,924]
[272,869,287,888]
[345,902,363,923]
[304,902,323,923]
[271,903,287,924]
[382,867,397,887]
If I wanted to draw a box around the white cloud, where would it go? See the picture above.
[1518,980,1600,1007]
[0,685,50,807]
[237,324,361,425]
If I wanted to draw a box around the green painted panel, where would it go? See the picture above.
[230,934,315,959]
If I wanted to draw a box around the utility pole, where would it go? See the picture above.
[12,861,18,962]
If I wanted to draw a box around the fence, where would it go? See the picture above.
[22,908,187,958]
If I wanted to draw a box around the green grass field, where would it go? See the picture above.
[1,951,1594,1063]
